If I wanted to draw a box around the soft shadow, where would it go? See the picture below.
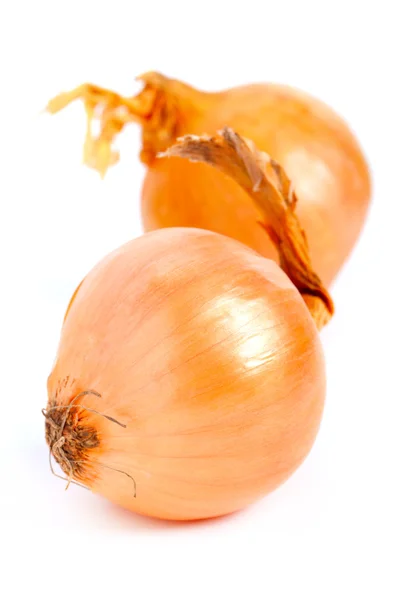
[98,500,244,532]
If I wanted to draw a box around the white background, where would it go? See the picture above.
[1,1,399,598]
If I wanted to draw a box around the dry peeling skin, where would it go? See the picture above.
[163,128,334,330]
[47,71,371,286]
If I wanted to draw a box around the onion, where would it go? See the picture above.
[44,130,333,521]
[48,72,371,284]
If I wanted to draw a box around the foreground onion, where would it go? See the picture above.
[48,72,371,284]
[44,130,333,521]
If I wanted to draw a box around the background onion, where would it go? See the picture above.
[48,72,371,285]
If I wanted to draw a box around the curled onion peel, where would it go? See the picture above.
[44,130,333,521]
[48,72,371,284]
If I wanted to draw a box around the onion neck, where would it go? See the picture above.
[162,128,334,330]
[47,71,213,174]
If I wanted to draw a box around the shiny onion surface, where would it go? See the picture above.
[44,130,333,521]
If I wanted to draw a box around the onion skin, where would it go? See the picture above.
[47,228,325,521]
[48,74,371,285]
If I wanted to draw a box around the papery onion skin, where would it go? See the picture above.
[47,228,325,521]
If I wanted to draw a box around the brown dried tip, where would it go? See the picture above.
[43,400,100,487]
[43,390,136,496]
[161,128,334,330]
